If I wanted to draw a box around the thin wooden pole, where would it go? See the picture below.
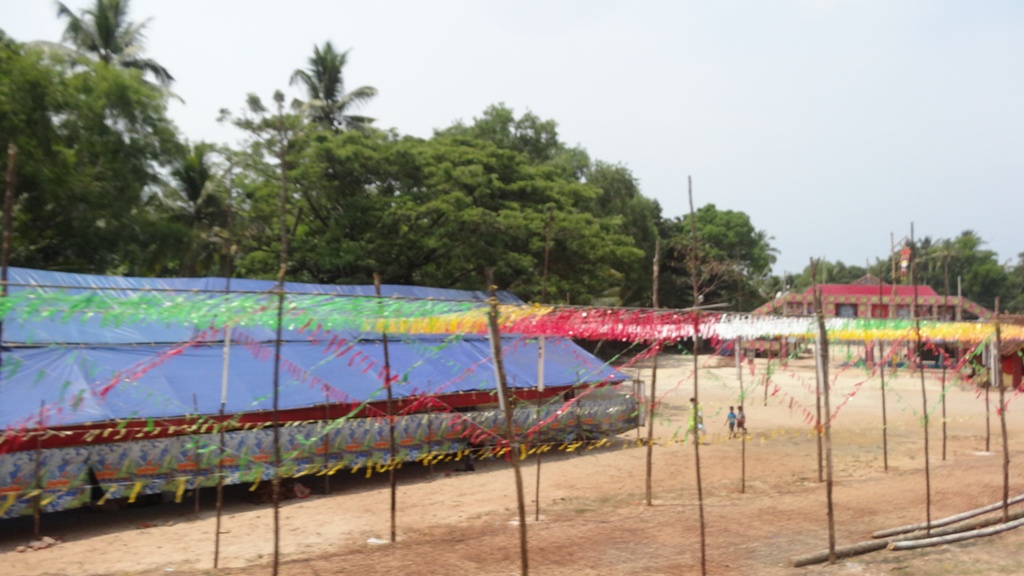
[427,380,434,479]
[812,262,837,562]
[374,273,398,544]
[645,238,660,506]
[738,336,746,494]
[879,339,889,471]
[535,209,552,520]
[1,144,16,420]
[33,400,43,538]
[2,143,14,290]
[687,176,707,576]
[995,298,1009,523]
[889,233,897,318]
[269,95,290,576]
[810,260,823,484]
[323,392,331,495]
[533,339,544,521]
[911,224,932,535]
[941,353,947,461]
[986,381,991,453]
[192,393,201,515]
[942,261,951,461]
[214,324,230,568]
[486,272,529,576]
[816,351,824,484]
[214,269,232,569]
[762,371,767,407]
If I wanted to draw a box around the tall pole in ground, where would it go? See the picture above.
[812,261,836,562]
[986,376,992,453]
[738,336,746,494]
[374,273,398,543]
[535,206,552,520]
[994,298,1010,523]
[811,261,824,485]
[214,323,231,568]
[192,394,201,515]
[941,254,952,461]
[889,233,897,319]
[486,272,529,576]
[645,239,660,506]
[213,202,234,568]
[879,338,889,471]
[687,177,707,576]
[33,400,43,538]
[1,144,17,417]
[269,94,290,576]
[911,223,932,534]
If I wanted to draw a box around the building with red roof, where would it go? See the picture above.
[752,274,992,320]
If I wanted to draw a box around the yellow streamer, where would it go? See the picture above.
[0,493,17,515]
[127,481,143,504]
[174,477,187,503]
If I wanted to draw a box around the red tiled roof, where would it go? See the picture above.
[802,284,940,297]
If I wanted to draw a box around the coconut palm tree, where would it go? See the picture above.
[166,142,227,275]
[290,41,377,131]
[56,0,174,87]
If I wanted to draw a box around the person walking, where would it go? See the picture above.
[726,406,738,439]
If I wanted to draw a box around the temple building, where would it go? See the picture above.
[751,274,992,320]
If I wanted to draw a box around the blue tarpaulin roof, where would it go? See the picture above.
[0,269,628,429]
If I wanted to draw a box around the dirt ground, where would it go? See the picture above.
[3,352,1024,575]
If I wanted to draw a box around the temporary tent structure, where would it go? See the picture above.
[0,268,638,519]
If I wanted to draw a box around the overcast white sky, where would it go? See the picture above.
[4,0,1023,276]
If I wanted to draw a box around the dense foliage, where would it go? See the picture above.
[1,1,1021,312]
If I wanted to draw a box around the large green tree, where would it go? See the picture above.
[0,37,179,274]
[660,204,777,310]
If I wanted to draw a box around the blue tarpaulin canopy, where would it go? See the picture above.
[0,268,628,429]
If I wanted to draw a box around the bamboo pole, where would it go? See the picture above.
[645,239,660,506]
[910,224,932,535]
[762,372,768,407]
[214,323,231,569]
[374,273,399,543]
[322,392,331,495]
[794,505,1024,567]
[873,493,1024,538]
[192,394,201,515]
[270,287,284,576]
[994,297,1009,523]
[535,208,552,520]
[486,272,529,576]
[879,338,889,471]
[738,336,746,494]
[1,144,16,428]
[687,177,707,576]
[269,95,290,576]
[810,261,822,485]
[890,516,1024,550]
[213,257,233,569]
[986,379,991,453]
[812,261,836,562]
[816,349,824,484]
[941,352,947,461]
[34,400,43,538]
[427,380,434,479]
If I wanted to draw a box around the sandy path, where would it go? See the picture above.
[4,353,1024,575]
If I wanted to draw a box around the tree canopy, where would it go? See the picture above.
[2,6,1021,312]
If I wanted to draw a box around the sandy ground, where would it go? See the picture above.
[3,352,1024,576]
